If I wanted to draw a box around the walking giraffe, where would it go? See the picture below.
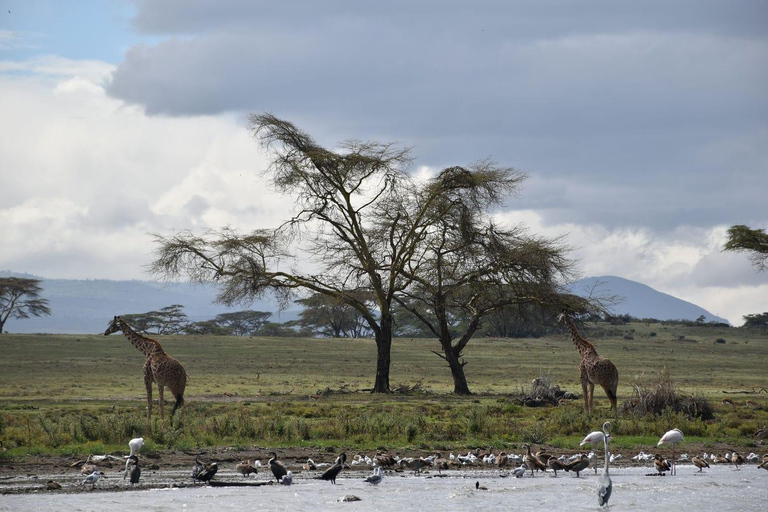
[558,312,619,414]
[104,316,187,422]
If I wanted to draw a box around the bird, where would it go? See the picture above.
[81,455,96,475]
[268,452,288,482]
[400,457,432,475]
[731,451,744,470]
[512,465,527,478]
[658,428,684,475]
[753,425,767,443]
[82,470,101,490]
[654,454,671,475]
[497,451,508,469]
[375,452,397,467]
[196,462,218,482]
[759,460,768,471]
[127,455,141,485]
[548,457,567,477]
[692,456,710,473]
[475,481,488,490]
[535,449,552,466]
[318,453,346,484]
[714,454,730,464]
[597,421,612,507]
[364,466,383,485]
[524,444,546,476]
[581,428,610,474]
[303,458,317,471]
[191,457,204,480]
[45,480,62,491]
[280,471,293,485]
[565,454,590,477]
[128,437,144,457]
[236,460,258,477]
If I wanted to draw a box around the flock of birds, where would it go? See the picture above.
[68,428,766,507]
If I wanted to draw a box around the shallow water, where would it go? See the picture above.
[2,466,765,511]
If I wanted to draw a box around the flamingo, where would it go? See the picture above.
[597,421,612,507]
[658,428,684,475]
[581,427,610,474]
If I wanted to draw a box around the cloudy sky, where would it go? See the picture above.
[1,0,766,325]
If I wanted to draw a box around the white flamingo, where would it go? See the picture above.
[658,428,684,475]
[581,428,610,474]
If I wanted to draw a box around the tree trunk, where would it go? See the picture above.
[443,338,472,395]
[372,315,392,393]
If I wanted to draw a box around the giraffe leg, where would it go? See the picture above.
[158,384,165,422]
[143,365,153,422]
[601,383,618,414]
[588,382,595,414]
[581,379,590,413]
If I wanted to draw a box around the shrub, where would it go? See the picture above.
[621,367,713,420]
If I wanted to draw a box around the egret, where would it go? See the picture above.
[596,421,612,507]
[657,428,684,475]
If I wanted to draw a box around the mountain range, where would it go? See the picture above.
[1,271,729,334]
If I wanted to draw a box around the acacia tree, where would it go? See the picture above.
[723,225,768,271]
[213,310,272,336]
[394,165,579,394]
[122,304,189,334]
[150,114,447,392]
[0,277,52,333]
[295,293,371,338]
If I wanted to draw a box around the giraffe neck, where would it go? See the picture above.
[563,315,597,359]
[118,320,164,357]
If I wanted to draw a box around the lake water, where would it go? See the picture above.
[2,465,765,511]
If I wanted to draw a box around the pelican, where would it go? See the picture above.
[692,456,709,473]
[582,428,610,474]
[81,470,101,490]
[364,466,383,484]
[565,454,590,477]
[318,453,346,484]
[236,460,258,478]
[597,421,612,507]
[269,452,288,482]
[280,471,293,485]
[658,428,684,475]
[127,455,141,485]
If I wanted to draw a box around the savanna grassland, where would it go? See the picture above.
[0,322,766,461]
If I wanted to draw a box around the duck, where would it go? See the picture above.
[524,444,546,476]
[536,449,552,466]
[692,456,710,472]
[45,480,62,491]
[269,452,288,482]
[497,451,508,468]
[714,454,730,464]
[375,452,397,467]
[400,457,432,475]
[432,453,452,472]
[654,454,671,475]
[547,457,567,476]
[236,460,258,478]
[565,454,590,477]
[731,451,744,470]
[318,453,346,484]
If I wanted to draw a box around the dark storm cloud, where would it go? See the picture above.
[107,1,768,229]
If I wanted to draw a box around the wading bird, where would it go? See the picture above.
[565,455,590,477]
[654,454,671,475]
[597,421,612,507]
[127,455,141,485]
[197,462,218,483]
[581,428,610,474]
[236,460,258,478]
[658,428,684,475]
[692,456,710,473]
[731,451,744,470]
[82,470,101,490]
[524,444,547,477]
[318,453,346,484]
[364,466,383,485]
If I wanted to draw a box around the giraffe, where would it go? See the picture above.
[558,312,619,415]
[104,316,187,422]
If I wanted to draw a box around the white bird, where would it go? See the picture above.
[508,454,523,465]
[582,429,610,474]
[280,471,293,485]
[82,470,101,489]
[658,428,684,476]
[746,452,759,462]
[597,421,612,507]
[128,437,144,457]
[512,465,527,478]
[609,453,622,463]
[364,466,383,485]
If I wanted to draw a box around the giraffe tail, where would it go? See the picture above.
[171,394,185,416]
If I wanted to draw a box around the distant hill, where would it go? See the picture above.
[0,271,297,334]
[567,275,730,325]
[1,272,729,333]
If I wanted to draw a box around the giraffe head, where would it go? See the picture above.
[104,316,124,336]
[557,311,568,324]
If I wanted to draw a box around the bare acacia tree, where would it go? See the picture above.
[0,277,52,333]
[393,164,580,394]
[723,225,768,272]
[150,114,446,393]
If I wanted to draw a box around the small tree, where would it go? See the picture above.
[742,312,768,329]
[723,225,768,271]
[295,293,371,338]
[122,305,188,334]
[0,277,52,333]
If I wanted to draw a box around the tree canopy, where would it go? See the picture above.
[0,277,52,333]
[723,225,768,271]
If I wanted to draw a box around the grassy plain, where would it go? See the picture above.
[0,321,766,459]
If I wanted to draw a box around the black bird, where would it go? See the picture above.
[197,462,219,482]
[318,453,346,484]
[128,455,141,485]
[269,452,288,483]
[191,457,204,480]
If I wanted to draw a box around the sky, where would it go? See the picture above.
[1,0,766,325]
